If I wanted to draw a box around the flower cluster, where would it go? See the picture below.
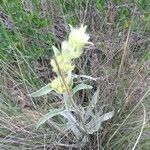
[51,54,75,73]
[50,76,73,93]
[50,24,93,94]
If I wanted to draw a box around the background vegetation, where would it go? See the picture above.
[0,0,149,149]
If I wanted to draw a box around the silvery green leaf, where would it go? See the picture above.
[72,74,97,81]
[63,93,73,109]
[61,111,82,139]
[80,136,88,146]
[89,86,100,108]
[52,46,60,56]
[50,121,71,132]
[36,108,65,128]
[84,108,94,122]
[86,110,114,134]
[68,24,73,30]
[61,110,77,123]
[78,106,93,123]
[72,83,93,95]
[29,83,52,97]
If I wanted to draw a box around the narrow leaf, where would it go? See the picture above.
[29,83,52,97]
[86,110,114,134]
[61,111,83,139]
[52,46,60,56]
[72,74,97,81]
[36,108,65,128]
[72,83,93,95]
[90,86,100,108]
[99,110,114,122]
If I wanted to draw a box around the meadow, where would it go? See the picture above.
[0,0,150,149]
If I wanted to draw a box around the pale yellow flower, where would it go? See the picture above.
[61,41,82,60]
[68,24,93,50]
[51,54,75,73]
[62,24,93,60]
[50,76,72,93]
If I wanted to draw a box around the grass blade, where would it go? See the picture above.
[29,83,52,97]
[36,108,65,128]
[72,83,93,95]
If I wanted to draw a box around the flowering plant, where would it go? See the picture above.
[29,24,114,142]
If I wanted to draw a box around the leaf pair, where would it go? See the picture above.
[29,83,92,97]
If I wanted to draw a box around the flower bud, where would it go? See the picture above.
[69,24,93,49]
[62,24,93,60]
